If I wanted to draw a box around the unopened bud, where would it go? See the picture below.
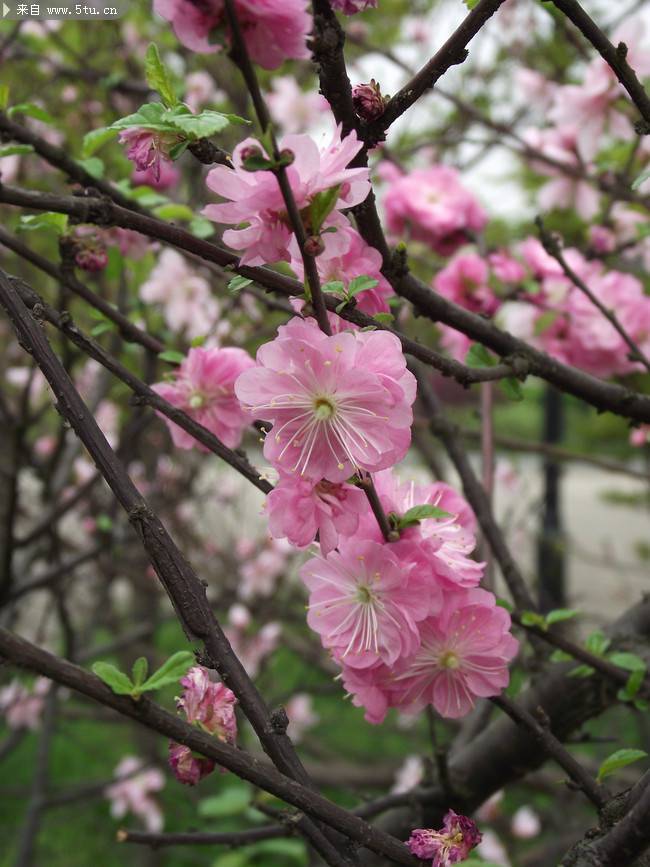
[304,235,325,257]
[352,79,387,121]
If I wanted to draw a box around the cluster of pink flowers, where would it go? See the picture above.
[408,810,482,867]
[301,470,517,722]
[153,346,254,451]
[154,0,311,69]
[105,756,165,832]
[434,239,650,379]
[169,665,237,785]
[382,163,487,256]
[204,126,371,267]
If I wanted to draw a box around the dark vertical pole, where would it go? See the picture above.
[537,386,566,611]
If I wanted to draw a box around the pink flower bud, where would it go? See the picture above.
[75,246,108,273]
[168,742,215,786]
[352,80,386,121]
[304,235,325,257]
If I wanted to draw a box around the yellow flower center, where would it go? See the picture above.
[439,650,461,670]
[313,396,336,421]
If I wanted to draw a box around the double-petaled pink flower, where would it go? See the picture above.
[408,810,482,866]
[383,164,486,256]
[203,127,370,266]
[153,346,254,451]
[154,0,311,69]
[301,539,429,669]
[118,128,179,182]
[267,470,367,554]
[169,666,237,786]
[234,317,416,481]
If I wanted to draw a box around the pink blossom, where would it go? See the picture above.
[433,254,498,316]
[185,70,223,113]
[267,76,330,135]
[204,127,370,266]
[488,251,526,285]
[286,693,319,742]
[132,159,180,190]
[105,756,165,833]
[266,470,367,554]
[153,346,254,451]
[631,425,650,447]
[154,0,311,69]
[176,666,237,742]
[238,539,290,600]
[383,164,486,255]
[140,249,220,339]
[408,811,482,867]
[0,677,50,730]
[105,227,151,259]
[330,0,378,13]
[392,588,518,719]
[291,225,394,316]
[118,128,179,181]
[511,805,541,839]
[168,742,215,786]
[300,539,429,669]
[588,225,616,255]
[235,317,415,481]
[358,469,484,592]
[340,660,393,724]
[515,68,556,111]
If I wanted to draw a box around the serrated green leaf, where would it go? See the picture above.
[500,377,524,402]
[372,312,395,325]
[398,504,452,529]
[145,43,178,109]
[168,110,231,140]
[158,350,185,364]
[110,103,169,132]
[546,608,579,625]
[632,167,650,190]
[8,102,55,124]
[597,749,647,782]
[465,343,496,368]
[132,657,149,687]
[81,127,118,159]
[92,662,135,695]
[309,185,341,234]
[18,212,68,235]
[348,275,379,297]
[0,144,34,157]
[228,275,253,293]
[198,786,250,819]
[321,280,345,296]
[153,203,195,221]
[77,157,104,179]
[608,652,646,672]
[139,650,194,692]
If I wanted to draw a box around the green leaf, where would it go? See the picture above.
[608,652,646,672]
[585,631,611,657]
[372,312,395,325]
[465,343,496,368]
[168,109,231,140]
[152,203,195,221]
[139,650,194,692]
[550,649,572,662]
[348,275,379,297]
[619,669,645,702]
[95,514,113,532]
[131,657,149,688]
[632,167,650,190]
[521,610,547,629]
[248,839,307,863]
[144,43,178,109]
[495,597,513,612]
[110,102,169,132]
[398,504,452,529]
[77,157,105,179]
[499,377,524,402]
[0,144,34,157]
[241,153,276,172]
[168,140,189,161]
[81,127,118,158]
[546,608,579,625]
[91,322,114,337]
[189,217,215,239]
[0,85,9,110]
[8,102,55,124]
[534,310,559,335]
[190,335,206,347]
[597,749,647,782]
[463,0,481,8]
[212,852,249,867]
[92,662,135,695]
[309,185,341,234]
[321,280,345,296]
[158,350,185,364]
[568,664,596,678]
[198,786,251,819]
[228,275,253,293]
[18,212,68,235]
